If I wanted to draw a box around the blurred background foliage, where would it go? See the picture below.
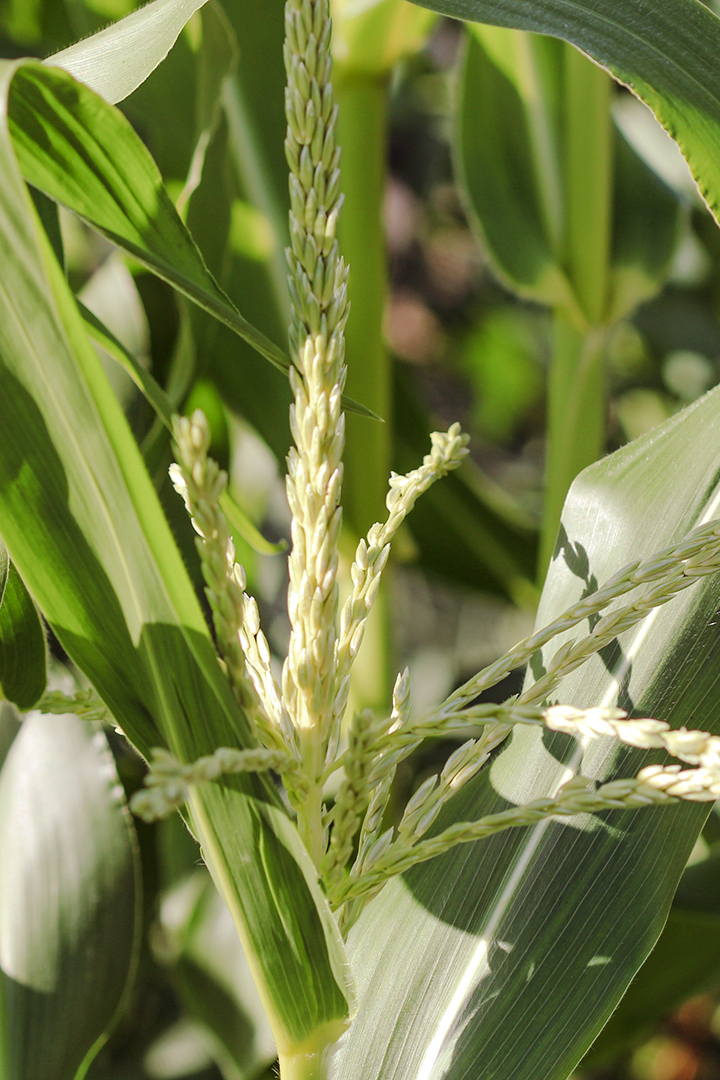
[5,0,720,1077]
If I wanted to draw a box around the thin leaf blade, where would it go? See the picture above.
[9,63,291,375]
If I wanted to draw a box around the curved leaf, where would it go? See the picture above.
[0,713,140,1079]
[414,0,720,225]
[46,0,211,107]
[0,561,46,711]
[9,63,290,376]
[331,383,720,1080]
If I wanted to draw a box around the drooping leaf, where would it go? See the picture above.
[331,382,720,1080]
[414,0,720,226]
[0,560,47,711]
[47,0,211,107]
[9,62,291,376]
[0,713,140,1079]
[0,57,353,1053]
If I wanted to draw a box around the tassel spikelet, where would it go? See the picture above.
[171,413,288,754]
[105,0,720,930]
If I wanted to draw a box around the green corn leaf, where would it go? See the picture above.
[330,382,720,1080]
[12,61,375,421]
[46,0,212,107]
[80,301,283,556]
[413,0,720,227]
[457,27,681,325]
[8,62,291,377]
[584,911,720,1067]
[79,299,176,429]
[0,712,140,1079]
[0,538,7,606]
[0,559,47,711]
[606,123,681,323]
[0,57,353,1054]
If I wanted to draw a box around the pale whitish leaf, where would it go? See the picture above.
[0,56,353,1052]
[330,385,720,1080]
[0,714,140,1079]
[46,0,211,106]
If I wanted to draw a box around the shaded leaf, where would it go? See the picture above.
[160,871,277,1079]
[457,27,681,324]
[0,560,46,711]
[457,29,579,313]
[0,713,140,1079]
[393,366,538,604]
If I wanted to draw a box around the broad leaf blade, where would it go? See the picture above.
[9,63,291,375]
[413,0,720,226]
[331,384,720,1080]
[0,560,47,710]
[0,713,140,1079]
[47,0,211,106]
[0,58,353,1052]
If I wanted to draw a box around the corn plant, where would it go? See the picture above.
[4,1,720,1079]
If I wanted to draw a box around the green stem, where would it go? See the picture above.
[540,312,608,578]
[336,72,391,536]
[539,47,614,581]
[562,45,613,326]
[335,71,392,710]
